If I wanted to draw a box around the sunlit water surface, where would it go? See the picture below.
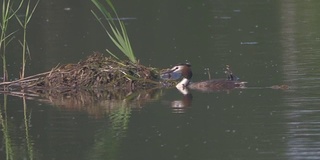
[1,0,320,159]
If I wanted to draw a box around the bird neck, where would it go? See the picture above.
[176,78,190,89]
[175,78,190,95]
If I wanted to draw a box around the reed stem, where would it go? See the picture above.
[0,0,22,81]
[15,0,40,79]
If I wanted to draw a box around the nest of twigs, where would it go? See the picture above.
[0,53,161,92]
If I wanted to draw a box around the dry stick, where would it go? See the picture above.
[0,64,60,86]
[0,71,51,86]
[48,64,60,77]
[0,91,42,101]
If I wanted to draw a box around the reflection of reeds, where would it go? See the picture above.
[0,94,40,159]
[91,0,137,63]
[109,101,131,138]
[87,102,130,159]
[22,96,34,160]
[0,95,14,159]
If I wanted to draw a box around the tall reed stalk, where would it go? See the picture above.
[15,0,40,79]
[91,0,137,63]
[0,0,23,81]
[1,0,38,81]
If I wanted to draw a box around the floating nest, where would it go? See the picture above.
[0,53,163,93]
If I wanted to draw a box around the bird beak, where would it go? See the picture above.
[160,67,182,80]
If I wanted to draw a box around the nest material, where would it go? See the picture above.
[1,53,160,92]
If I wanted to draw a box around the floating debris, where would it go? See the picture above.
[270,85,289,90]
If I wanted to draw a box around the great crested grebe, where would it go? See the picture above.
[164,64,246,94]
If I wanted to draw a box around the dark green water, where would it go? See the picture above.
[1,0,320,159]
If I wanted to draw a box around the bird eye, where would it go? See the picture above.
[171,66,178,71]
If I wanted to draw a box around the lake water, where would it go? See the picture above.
[1,0,320,159]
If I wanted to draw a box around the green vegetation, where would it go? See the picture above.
[0,0,39,81]
[91,0,137,63]
[0,0,23,81]
[1,2,38,159]
[15,0,40,79]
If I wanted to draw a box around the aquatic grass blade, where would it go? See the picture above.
[13,0,40,78]
[106,49,119,60]
[118,21,135,62]
[0,30,17,44]
[1,0,24,81]
[110,19,136,63]
[92,0,109,20]
[91,0,137,63]
[26,0,40,24]
[108,23,129,56]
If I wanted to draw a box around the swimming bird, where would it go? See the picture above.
[165,64,246,94]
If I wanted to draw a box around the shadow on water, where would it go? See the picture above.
[16,88,163,118]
